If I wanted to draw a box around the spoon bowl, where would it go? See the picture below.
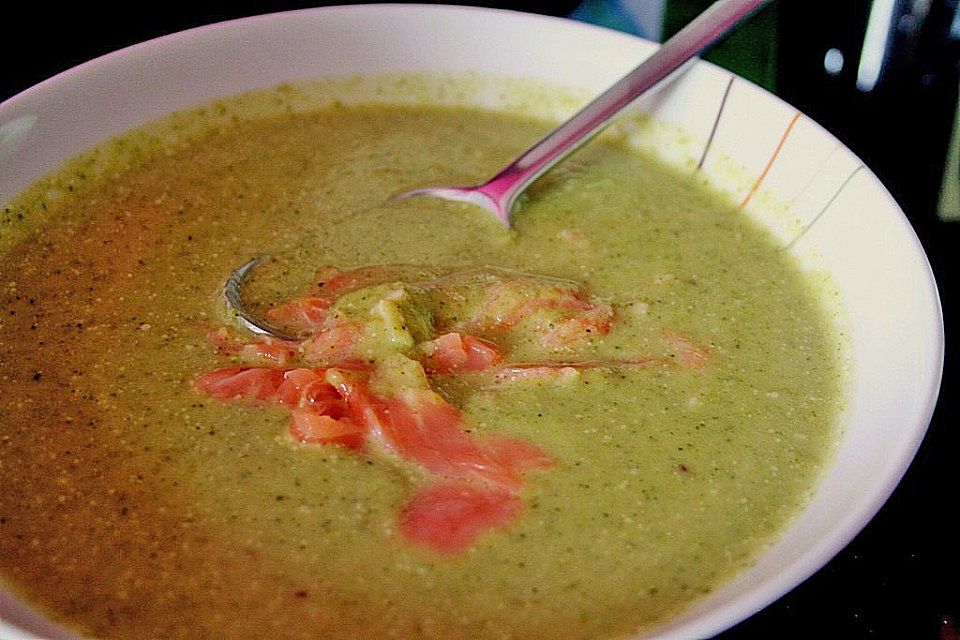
[224,257,305,342]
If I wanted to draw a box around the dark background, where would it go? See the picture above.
[2,2,957,637]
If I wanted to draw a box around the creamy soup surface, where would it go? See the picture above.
[0,83,842,639]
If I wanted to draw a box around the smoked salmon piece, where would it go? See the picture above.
[420,332,502,373]
[484,435,555,474]
[266,297,331,332]
[446,273,614,352]
[661,330,712,370]
[327,378,552,491]
[289,408,365,450]
[324,369,385,437]
[238,338,297,365]
[205,327,297,364]
[462,277,593,331]
[399,483,524,554]
[538,304,614,351]
[275,368,341,409]
[194,367,285,401]
[380,389,526,490]
[491,364,582,385]
[300,323,364,366]
[196,366,368,449]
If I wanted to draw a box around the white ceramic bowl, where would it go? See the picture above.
[0,5,943,639]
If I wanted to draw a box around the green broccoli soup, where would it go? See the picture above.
[0,86,843,639]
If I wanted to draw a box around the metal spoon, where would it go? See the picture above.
[224,0,770,337]
[395,0,771,226]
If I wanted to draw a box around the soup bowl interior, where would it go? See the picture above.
[0,5,943,639]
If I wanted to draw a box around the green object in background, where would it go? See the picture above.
[662,0,779,92]
[938,84,960,221]
[570,0,649,34]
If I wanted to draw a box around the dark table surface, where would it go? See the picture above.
[2,2,957,638]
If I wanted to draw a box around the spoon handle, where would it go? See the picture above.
[480,0,771,219]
